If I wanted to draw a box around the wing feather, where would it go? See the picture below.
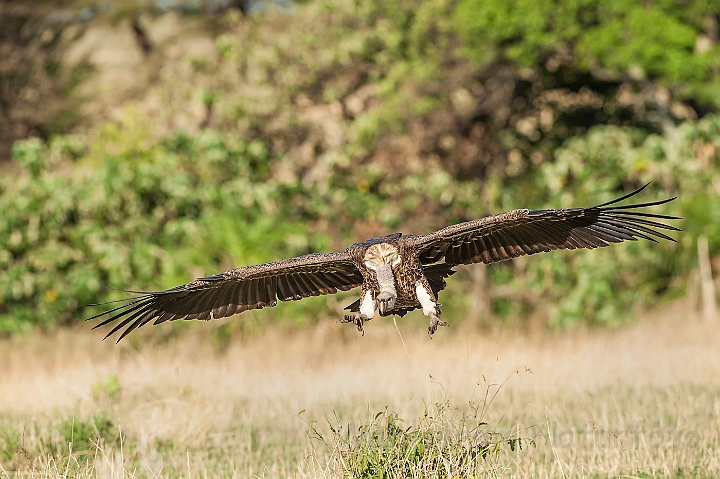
[570,227,607,248]
[247,279,262,309]
[520,223,558,251]
[486,233,506,262]
[495,229,521,257]
[200,285,227,320]
[105,306,149,340]
[504,226,538,254]
[276,274,291,301]
[323,271,360,291]
[260,278,272,306]
[313,274,332,294]
[88,251,363,342]
[476,236,493,263]
[297,273,320,297]
[584,225,620,244]
[153,310,175,325]
[612,217,676,241]
[286,275,303,299]
[468,241,481,263]
[412,183,678,266]
[462,242,474,263]
[266,277,278,306]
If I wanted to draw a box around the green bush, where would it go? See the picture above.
[455,0,720,106]
[0,126,338,333]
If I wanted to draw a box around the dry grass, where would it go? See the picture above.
[1,299,720,478]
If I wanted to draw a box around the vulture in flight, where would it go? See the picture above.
[88,184,679,341]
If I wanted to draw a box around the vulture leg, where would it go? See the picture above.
[337,290,376,335]
[416,280,447,337]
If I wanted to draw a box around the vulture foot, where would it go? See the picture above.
[338,314,370,336]
[427,313,448,338]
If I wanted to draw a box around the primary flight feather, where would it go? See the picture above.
[88,183,679,341]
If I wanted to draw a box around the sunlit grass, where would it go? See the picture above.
[1,300,719,478]
[303,400,530,478]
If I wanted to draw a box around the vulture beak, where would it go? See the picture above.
[377,292,395,315]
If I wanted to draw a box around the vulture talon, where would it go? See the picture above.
[339,314,369,336]
[427,313,448,338]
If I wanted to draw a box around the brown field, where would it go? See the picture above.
[1,299,719,478]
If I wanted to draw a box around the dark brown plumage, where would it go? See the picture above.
[88,184,679,341]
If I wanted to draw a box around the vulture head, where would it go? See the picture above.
[363,243,401,313]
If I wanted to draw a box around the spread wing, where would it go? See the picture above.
[88,251,363,342]
[411,183,680,266]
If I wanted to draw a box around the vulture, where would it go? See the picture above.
[88,184,679,341]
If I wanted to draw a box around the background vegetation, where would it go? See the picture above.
[1,0,717,335]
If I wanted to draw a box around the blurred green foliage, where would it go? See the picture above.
[1,0,716,335]
[455,0,720,106]
[0,123,343,333]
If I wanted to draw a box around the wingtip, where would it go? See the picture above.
[592,182,654,208]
